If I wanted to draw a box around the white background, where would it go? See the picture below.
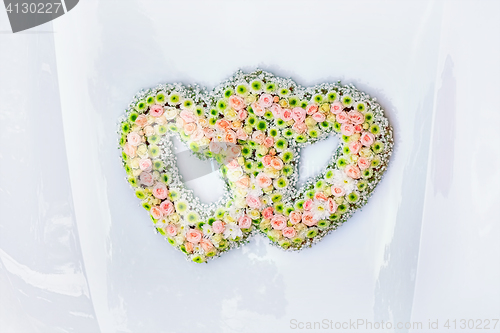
[1,1,499,332]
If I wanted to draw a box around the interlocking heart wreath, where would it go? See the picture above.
[118,70,393,263]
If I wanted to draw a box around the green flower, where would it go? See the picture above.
[153,160,163,170]
[278,239,291,249]
[336,157,348,168]
[187,212,199,224]
[256,120,267,131]
[341,95,353,106]
[236,84,248,95]
[320,121,330,130]
[364,112,374,122]
[142,201,151,211]
[121,122,131,134]
[283,129,294,138]
[282,150,293,162]
[330,213,341,221]
[167,237,175,246]
[265,82,276,92]
[325,169,334,181]
[306,227,318,238]
[129,112,139,122]
[247,115,257,126]
[217,99,227,111]
[370,123,380,135]
[148,145,160,158]
[337,203,349,214]
[175,200,188,213]
[279,88,290,96]
[146,95,155,105]
[215,208,225,219]
[289,96,299,107]
[295,199,305,210]
[157,125,167,135]
[192,255,206,263]
[195,106,203,117]
[333,122,341,132]
[135,189,146,199]
[271,193,282,203]
[264,111,274,120]
[372,141,384,153]
[292,236,305,245]
[362,168,373,179]
[357,180,368,191]
[155,92,166,104]
[223,87,234,98]
[276,118,286,128]
[282,165,293,176]
[169,93,181,105]
[318,220,330,230]
[371,156,381,168]
[295,134,307,143]
[161,173,171,184]
[305,190,315,199]
[308,129,319,138]
[251,80,263,91]
[269,127,279,137]
[168,189,179,201]
[312,94,323,103]
[148,134,160,144]
[346,191,359,203]
[128,177,138,187]
[355,102,366,112]
[284,206,294,216]
[135,100,147,112]
[275,138,288,150]
[327,91,338,102]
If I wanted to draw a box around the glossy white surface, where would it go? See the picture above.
[1,1,499,332]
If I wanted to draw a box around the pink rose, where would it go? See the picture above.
[251,102,265,116]
[330,101,344,114]
[270,104,282,118]
[348,140,362,155]
[270,157,284,170]
[246,195,261,209]
[262,207,274,219]
[282,227,296,239]
[271,215,287,230]
[282,108,292,121]
[303,199,314,211]
[256,173,272,188]
[263,136,274,148]
[331,186,345,197]
[292,121,307,134]
[302,211,318,227]
[228,145,241,157]
[209,141,222,154]
[144,125,155,137]
[229,95,245,110]
[200,238,214,252]
[262,155,273,167]
[166,224,177,236]
[124,143,137,157]
[235,176,250,188]
[186,229,202,243]
[226,159,240,169]
[160,200,174,215]
[236,128,248,140]
[127,132,142,146]
[314,192,328,201]
[238,215,252,229]
[238,109,248,120]
[289,211,302,224]
[341,123,355,136]
[336,111,349,124]
[348,111,365,124]
[252,131,266,144]
[360,131,375,146]
[135,114,148,127]
[212,220,225,233]
[354,124,363,133]
[153,182,169,199]
[150,206,163,220]
[345,164,361,179]
[149,105,164,117]
[291,107,306,123]
[306,104,319,115]
[358,157,371,170]
[312,112,326,123]
[139,158,152,172]
[258,93,273,108]
[175,117,185,128]
[191,128,204,141]
[139,172,154,186]
[327,198,338,214]
[179,110,196,123]
[185,242,194,253]
[184,123,196,135]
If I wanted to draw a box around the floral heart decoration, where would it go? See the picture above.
[118,70,393,263]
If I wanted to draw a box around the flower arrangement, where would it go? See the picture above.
[118,70,393,263]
